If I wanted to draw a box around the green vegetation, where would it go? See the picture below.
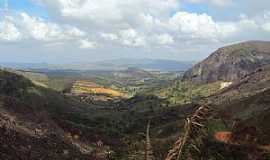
[151,80,221,104]
[1,69,200,159]
[2,55,270,159]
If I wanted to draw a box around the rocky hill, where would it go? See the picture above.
[183,41,270,84]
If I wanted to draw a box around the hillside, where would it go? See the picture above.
[141,41,270,159]
[215,87,270,140]
[2,41,270,159]
[0,96,91,160]
[210,64,270,105]
[0,69,179,159]
[203,64,270,138]
[0,70,91,159]
[183,41,270,84]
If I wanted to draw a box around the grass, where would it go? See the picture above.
[152,80,221,104]
[71,80,125,97]
[3,68,270,159]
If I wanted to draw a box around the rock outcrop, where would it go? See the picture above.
[183,41,270,84]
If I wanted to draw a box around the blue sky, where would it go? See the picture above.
[1,0,48,18]
[0,0,270,63]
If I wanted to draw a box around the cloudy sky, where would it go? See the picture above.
[0,0,270,63]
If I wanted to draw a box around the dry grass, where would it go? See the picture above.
[71,80,124,97]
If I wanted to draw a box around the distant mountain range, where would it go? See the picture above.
[0,59,194,72]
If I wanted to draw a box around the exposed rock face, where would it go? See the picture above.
[183,41,270,84]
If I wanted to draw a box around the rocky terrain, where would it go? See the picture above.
[183,41,270,84]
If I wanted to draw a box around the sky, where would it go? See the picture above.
[0,0,270,63]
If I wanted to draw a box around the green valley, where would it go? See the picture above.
[1,41,270,160]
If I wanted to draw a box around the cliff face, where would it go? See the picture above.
[183,41,270,84]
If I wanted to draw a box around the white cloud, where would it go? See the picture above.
[2,0,270,62]
[155,34,174,45]
[169,12,219,40]
[185,0,233,7]
[238,18,258,30]
[210,0,233,7]
[101,33,118,41]
[37,0,179,29]
[263,12,270,19]
[34,0,270,49]
[166,11,267,43]
[66,27,86,37]
[0,17,21,42]
[216,22,237,38]
[261,12,270,32]
[262,23,270,32]
[118,29,146,47]
[0,12,90,50]
[20,13,85,41]
[100,29,146,47]
[187,0,203,3]
[79,39,97,49]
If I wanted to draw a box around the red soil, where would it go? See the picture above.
[214,131,233,144]
[214,131,270,152]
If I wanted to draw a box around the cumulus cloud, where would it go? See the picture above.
[166,11,270,43]
[209,0,233,7]
[185,0,233,7]
[20,13,85,41]
[101,29,146,47]
[101,33,118,41]
[118,29,146,47]
[1,0,270,62]
[79,39,97,49]
[169,12,219,40]
[261,12,270,32]
[262,23,270,32]
[0,17,21,42]
[155,34,174,45]
[0,12,90,50]
[32,0,270,46]
[37,0,179,29]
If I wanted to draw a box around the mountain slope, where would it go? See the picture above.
[206,64,270,135]
[0,96,89,160]
[183,41,270,84]
[0,70,97,159]
[210,64,270,105]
